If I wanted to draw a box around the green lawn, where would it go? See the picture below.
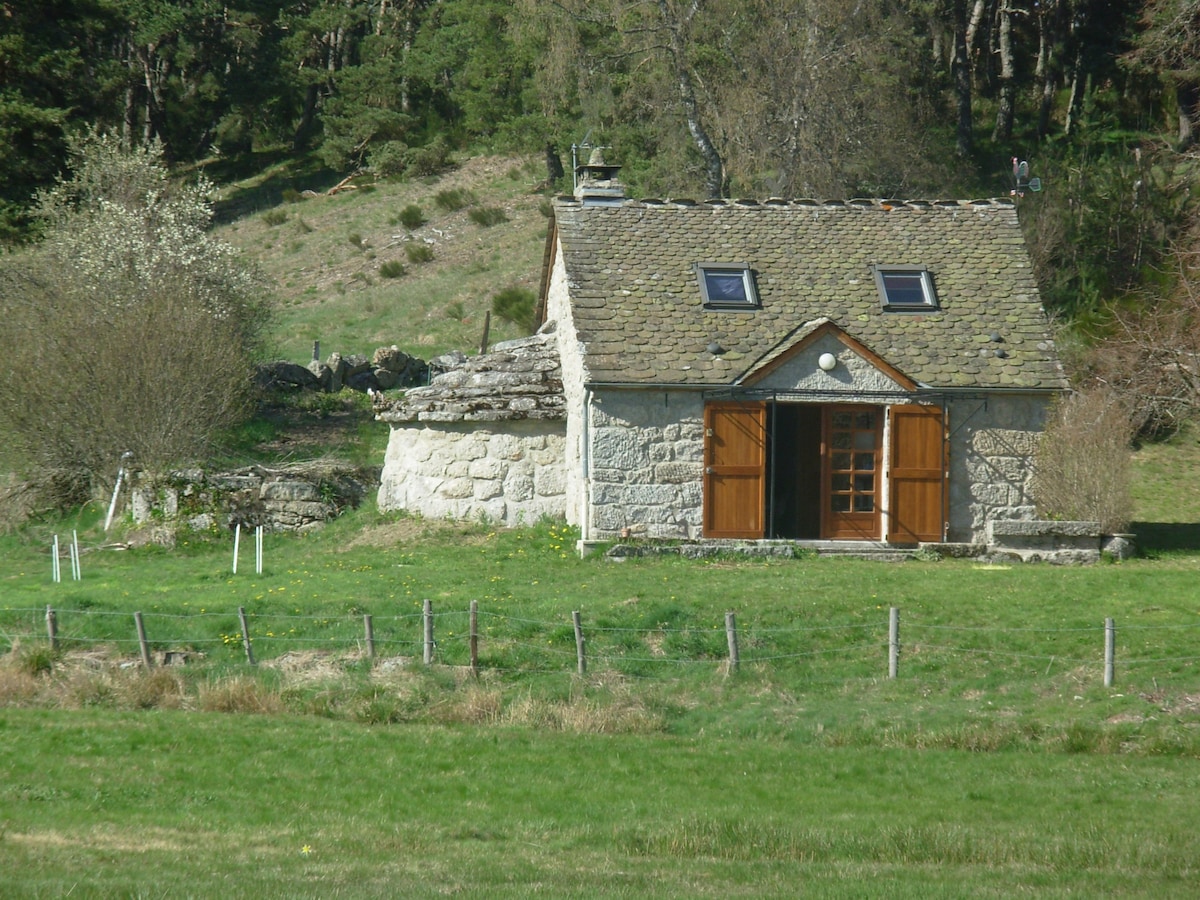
[3,709,1198,898]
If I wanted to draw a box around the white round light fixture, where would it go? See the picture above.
[818,352,838,372]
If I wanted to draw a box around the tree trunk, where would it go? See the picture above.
[657,0,725,198]
[993,0,1015,142]
[953,0,973,157]
[1177,82,1199,150]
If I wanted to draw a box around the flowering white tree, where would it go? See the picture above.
[0,134,270,506]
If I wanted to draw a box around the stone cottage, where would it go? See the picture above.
[377,159,1066,552]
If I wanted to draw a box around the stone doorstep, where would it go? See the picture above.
[579,538,922,561]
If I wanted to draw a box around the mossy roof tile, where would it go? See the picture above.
[552,198,1065,391]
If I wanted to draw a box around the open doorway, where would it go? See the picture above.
[766,404,822,539]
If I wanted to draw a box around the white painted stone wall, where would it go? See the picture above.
[377,420,567,525]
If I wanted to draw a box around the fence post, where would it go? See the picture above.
[364,614,375,660]
[725,612,739,673]
[573,610,586,676]
[470,600,479,677]
[52,535,60,583]
[238,606,255,665]
[45,605,57,651]
[135,612,153,668]
[423,599,434,665]
[888,607,900,679]
[1104,617,1115,687]
[232,523,241,575]
[71,530,81,581]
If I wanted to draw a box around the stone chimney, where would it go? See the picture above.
[573,147,625,205]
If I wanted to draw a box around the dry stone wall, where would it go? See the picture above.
[129,464,378,535]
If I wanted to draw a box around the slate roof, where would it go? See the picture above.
[550,197,1066,391]
[374,333,564,423]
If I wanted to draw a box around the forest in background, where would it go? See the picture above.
[5,0,1200,317]
[6,0,1200,439]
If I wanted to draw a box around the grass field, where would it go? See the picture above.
[4,478,1200,894]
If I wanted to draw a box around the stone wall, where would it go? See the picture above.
[586,390,706,539]
[582,390,1050,544]
[255,345,427,394]
[129,463,378,535]
[946,394,1050,543]
[377,421,567,525]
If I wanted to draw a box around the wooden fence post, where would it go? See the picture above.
[135,612,153,668]
[573,610,586,676]
[470,600,479,677]
[238,606,255,665]
[45,605,57,651]
[364,614,375,660]
[888,607,900,679]
[423,599,434,665]
[1104,617,1115,687]
[725,612,739,673]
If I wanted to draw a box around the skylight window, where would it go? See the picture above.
[874,266,938,311]
[697,263,758,309]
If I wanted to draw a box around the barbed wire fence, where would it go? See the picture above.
[5,602,1200,687]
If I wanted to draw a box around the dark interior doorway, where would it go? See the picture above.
[766,404,822,539]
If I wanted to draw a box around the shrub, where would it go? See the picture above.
[367,141,408,178]
[398,204,425,229]
[379,260,406,279]
[469,206,508,227]
[262,209,287,226]
[281,188,302,204]
[404,243,434,264]
[434,188,476,211]
[491,286,537,333]
[348,232,365,249]
[403,138,450,177]
[1031,386,1134,533]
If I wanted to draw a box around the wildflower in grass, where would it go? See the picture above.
[301,844,313,857]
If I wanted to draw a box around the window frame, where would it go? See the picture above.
[872,265,939,312]
[696,262,760,309]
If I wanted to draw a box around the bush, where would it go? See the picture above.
[434,188,477,212]
[398,204,425,229]
[262,209,287,226]
[405,243,434,264]
[469,206,509,227]
[1031,386,1134,533]
[367,141,409,178]
[403,138,450,177]
[491,286,537,333]
[379,260,406,279]
[0,134,267,498]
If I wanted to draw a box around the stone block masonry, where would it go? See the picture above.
[377,421,566,525]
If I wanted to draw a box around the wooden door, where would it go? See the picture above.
[822,406,882,539]
[887,404,947,544]
[703,402,766,538]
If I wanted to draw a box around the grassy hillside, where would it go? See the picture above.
[215,154,552,364]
